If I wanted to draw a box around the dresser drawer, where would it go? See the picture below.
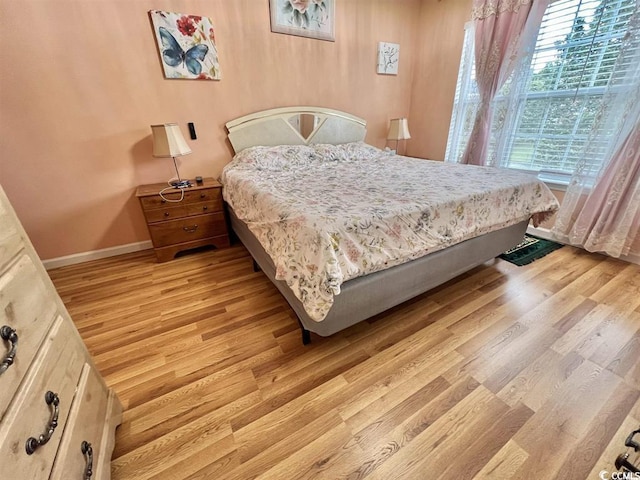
[143,200,220,223]
[0,316,85,479]
[148,212,227,247]
[0,254,58,414]
[139,187,222,210]
[0,199,24,273]
[49,364,109,480]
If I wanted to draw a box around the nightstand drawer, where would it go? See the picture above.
[148,212,227,247]
[143,201,219,223]
[136,178,229,262]
[140,188,222,211]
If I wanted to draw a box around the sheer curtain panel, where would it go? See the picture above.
[460,0,550,166]
[552,4,640,258]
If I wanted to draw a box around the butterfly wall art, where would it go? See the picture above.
[149,10,221,80]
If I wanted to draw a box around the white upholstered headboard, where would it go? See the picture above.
[225,106,367,153]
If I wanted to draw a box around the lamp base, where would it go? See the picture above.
[170,179,192,189]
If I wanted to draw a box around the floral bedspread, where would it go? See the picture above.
[220,142,559,322]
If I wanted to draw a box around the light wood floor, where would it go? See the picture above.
[48,242,640,479]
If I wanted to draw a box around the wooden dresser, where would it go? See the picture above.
[136,178,230,262]
[0,186,122,479]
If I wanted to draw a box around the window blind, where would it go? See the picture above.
[445,0,637,179]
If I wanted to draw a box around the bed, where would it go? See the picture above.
[221,106,559,343]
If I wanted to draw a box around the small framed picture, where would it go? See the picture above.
[377,42,400,75]
[269,0,335,42]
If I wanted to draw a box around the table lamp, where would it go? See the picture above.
[151,123,192,188]
[387,118,411,155]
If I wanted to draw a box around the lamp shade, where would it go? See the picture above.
[151,123,192,158]
[387,118,411,140]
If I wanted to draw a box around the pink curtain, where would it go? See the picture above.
[573,122,640,256]
[552,5,640,259]
[554,120,640,258]
[461,0,548,166]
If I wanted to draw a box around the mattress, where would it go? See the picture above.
[220,142,559,322]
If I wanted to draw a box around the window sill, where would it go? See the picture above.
[540,179,568,192]
[537,171,569,192]
[505,167,570,191]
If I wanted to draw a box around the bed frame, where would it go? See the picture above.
[225,106,528,343]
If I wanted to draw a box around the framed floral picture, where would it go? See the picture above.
[377,42,400,75]
[149,10,221,80]
[269,0,335,42]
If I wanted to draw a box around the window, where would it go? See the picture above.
[445,0,637,181]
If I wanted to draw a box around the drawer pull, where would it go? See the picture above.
[200,193,206,199]
[202,206,208,211]
[183,225,198,233]
[25,391,60,454]
[164,212,170,217]
[0,325,18,375]
[616,452,640,473]
[81,441,94,479]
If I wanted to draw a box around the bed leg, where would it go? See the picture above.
[294,316,311,345]
[252,259,261,272]
[301,328,311,345]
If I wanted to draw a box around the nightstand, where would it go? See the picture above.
[135,178,230,262]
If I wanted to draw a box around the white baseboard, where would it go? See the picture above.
[526,225,557,242]
[43,241,153,270]
[621,252,640,265]
[526,226,639,265]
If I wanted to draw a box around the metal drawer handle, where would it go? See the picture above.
[616,452,640,473]
[625,429,640,451]
[81,441,94,479]
[0,325,18,375]
[183,225,198,233]
[25,391,60,454]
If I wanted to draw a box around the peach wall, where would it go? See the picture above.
[407,0,472,160]
[0,0,420,260]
